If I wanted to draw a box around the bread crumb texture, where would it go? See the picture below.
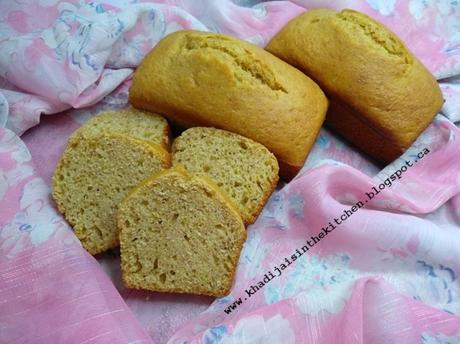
[172,127,279,224]
[75,107,170,150]
[52,133,170,255]
[118,167,246,297]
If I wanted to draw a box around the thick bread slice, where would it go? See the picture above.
[129,30,328,181]
[76,107,170,150]
[172,127,279,225]
[52,133,171,255]
[118,167,246,297]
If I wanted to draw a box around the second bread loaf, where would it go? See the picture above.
[266,9,443,163]
[129,30,328,180]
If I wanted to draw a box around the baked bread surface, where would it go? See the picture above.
[118,167,246,297]
[266,9,443,162]
[129,30,328,180]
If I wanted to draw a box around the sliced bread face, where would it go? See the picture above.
[76,107,171,150]
[52,133,170,255]
[118,167,246,297]
[172,127,279,224]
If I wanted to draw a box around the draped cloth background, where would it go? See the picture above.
[1,1,460,343]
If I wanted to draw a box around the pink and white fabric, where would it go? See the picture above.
[1,1,460,343]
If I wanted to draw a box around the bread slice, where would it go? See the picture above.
[172,127,279,224]
[118,167,246,297]
[52,133,170,255]
[76,107,170,150]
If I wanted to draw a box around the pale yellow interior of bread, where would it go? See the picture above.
[172,127,279,224]
[52,133,169,254]
[119,168,245,296]
[77,107,170,149]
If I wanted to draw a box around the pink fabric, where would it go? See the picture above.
[1,1,460,343]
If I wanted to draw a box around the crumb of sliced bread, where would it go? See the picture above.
[172,127,279,224]
[52,133,170,255]
[118,166,246,297]
[77,107,171,150]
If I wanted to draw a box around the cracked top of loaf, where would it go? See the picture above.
[266,9,443,163]
[129,30,329,181]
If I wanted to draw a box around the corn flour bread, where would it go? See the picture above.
[52,133,170,255]
[266,9,443,163]
[118,167,246,297]
[75,107,170,150]
[129,30,328,181]
[172,127,279,224]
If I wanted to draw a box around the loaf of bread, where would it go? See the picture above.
[129,30,328,180]
[75,107,170,150]
[266,9,443,163]
[52,133,170,255]
[172,127,279,224]
[118,167,246,297]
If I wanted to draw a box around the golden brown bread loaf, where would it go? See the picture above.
[129,30,328,180]
[266,9,443,163]
[118,166,246,297]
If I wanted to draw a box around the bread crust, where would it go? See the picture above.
[129,30,328,181]
[278,160,303,182]
[266,9,443,163]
